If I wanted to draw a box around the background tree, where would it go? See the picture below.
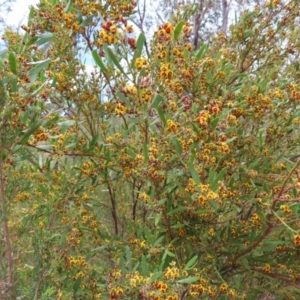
[0,0,16,28]
[134,0,269,49]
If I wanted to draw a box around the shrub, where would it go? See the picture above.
[1,0,300,299]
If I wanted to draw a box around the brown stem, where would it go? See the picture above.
[234,159,300,262]
[0,160,16,299]
[162,205,173,241]
[107,178,118,235]
[253,268,300,289]
[274,158,300,203]
[132,179,137,221]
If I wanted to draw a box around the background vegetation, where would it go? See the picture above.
[1,0,300,299]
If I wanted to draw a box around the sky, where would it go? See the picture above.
[5,0,39,28]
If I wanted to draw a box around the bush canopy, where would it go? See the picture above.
[1,0,300,299]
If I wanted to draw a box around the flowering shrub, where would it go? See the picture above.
[1,0,300,299]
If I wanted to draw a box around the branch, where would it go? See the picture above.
[0,159,16,299]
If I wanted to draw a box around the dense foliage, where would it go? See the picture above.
[1,0,300,299]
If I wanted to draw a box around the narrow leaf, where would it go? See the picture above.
[177,276,200,284]
[28,59,51,82]
[132,33,145,64]
[9,52,17,74]
[148,271,162,284]
[64,0,72,13]
[92,49,108,73]
[168,207,185,215]
[116,91,132,108]
[156,106,166,125]
[20,121,43,145]
[185,256,198,269]
[73,277,81,293]
[195,43,207,59]
[241,257,250,270]
[37,33,55,45]
[106,47,127,77]
[126,246,132,271]
[155,212,162,226]
[153,236,164,247]
[151,94,163,109]
[188,162,200,184]
[141,255,148,276]
[174,20,184,40]
[172,138,182,156]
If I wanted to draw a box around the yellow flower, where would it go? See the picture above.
[167,119,178,133]
[135,58,148,70]
[126,24,134,33]
[109,25,119,34]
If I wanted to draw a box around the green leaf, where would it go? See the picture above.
[156,106,166,125]
[165,250,175,257]
[151,94,163,109]
[28,58,51,82]
[126,148,136,159]
[177,276,200,284]
[91,245,107,252]
[116,91,132,108]
[9,52,17,75]
[249,158,261,169]
[211,167,228,191]
[244,29,253,39]
[64,0,72,12]
[148,271,162,284]
[80,16,94,27]
[240,257,250,270]
[105,47,127,77]
[210,200,220,212]
[126,246,132,271]
[172,138,182,156]
[211,117,219,130]
[57,120,75,133]
[92,50,108,73]
[185,256,198,269]
[132,33,145,64]
[118,253,125,273]
[20,121,43,145]
[0,49,7,59]
[60,230,67,248]
[171,223,185,229]
[13,154,33,162]
[188,162,200,185]
[195,43,207,59]
[259,241,288,252]
[27,6,35,26]
[258,79,269,93]
[12,145,22,153]
[155,212,162,226]
[208,168,215,190]
[133,261,140,272]
[255,203,266,225]
[88,134,99,151]
[42,115,60,128]
[37,33,55,46]
[73,277,81,293]
[168,207,185,215]
[173,20,184,40]
[26,36,38,47]
[153,236,164,247]
[36,144,53,151]
[141,255,148,276]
